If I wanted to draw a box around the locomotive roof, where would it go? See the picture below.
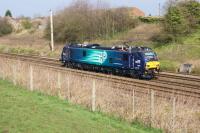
[131,47,153,52]
[68,43,113,50]
[67,43,153,52]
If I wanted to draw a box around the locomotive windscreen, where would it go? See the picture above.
[144,52,158,61]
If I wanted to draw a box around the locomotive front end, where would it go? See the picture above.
[144,51,160,75]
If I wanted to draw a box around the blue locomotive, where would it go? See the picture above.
[60,43,160,79]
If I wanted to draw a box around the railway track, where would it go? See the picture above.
[0,52,200,98]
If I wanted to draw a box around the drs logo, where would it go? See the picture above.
[99,51,107,64]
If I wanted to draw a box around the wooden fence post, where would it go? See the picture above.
[172,97,176,133]
[29,65,33,91]
[67,76,70,100]
[47,69,50,83]
[92,79,96,112]
[57,72,62,98]
[0,61,3,79]
[150,89,155,127]
[58,72,61,88]
[1,62,5,80]
[12,65,16,85]
[132,89,135,119]
[16,60,21,85]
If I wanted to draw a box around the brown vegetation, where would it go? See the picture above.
[45,0,137,42]
[0,57,200,132]
[0,18,13,36]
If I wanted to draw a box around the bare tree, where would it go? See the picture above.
[45,0,136,42]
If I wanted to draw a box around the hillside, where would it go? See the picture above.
[154,29,200,73]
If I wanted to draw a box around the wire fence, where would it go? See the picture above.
[0,57,200,132]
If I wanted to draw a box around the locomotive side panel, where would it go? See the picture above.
[69,47,131,69]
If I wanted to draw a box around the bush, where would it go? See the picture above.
[152,0,200,44]
[163,0,200,35]
[45,0,136,42]
[0,19,13,36]
[151,34,174,44]
[181,1,200,27]
[139,17,163,24]
[164,6,188,35]
[21,19,32,29]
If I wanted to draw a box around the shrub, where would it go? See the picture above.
[139,17,163,24]
[181,0,200,29]
[153,0,200,44]
[164,6,188,35]
[21,19,32,29]
[163,0,200,35]
[151,34,174,44]
[0,19,13,36]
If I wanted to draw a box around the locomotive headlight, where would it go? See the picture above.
[146,64,150,69]
[156,63,160,69]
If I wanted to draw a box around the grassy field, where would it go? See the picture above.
[0,79,162,133]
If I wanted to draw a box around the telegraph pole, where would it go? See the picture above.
[50,9,54,51]
[158,2,161,17]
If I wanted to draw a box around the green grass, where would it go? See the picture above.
[154,44,200,72]
[183,30,200,45]
[0,79,162,133]
[153,29,200,73]
[159,60,179,72]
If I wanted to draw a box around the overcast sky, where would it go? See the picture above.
[0,0,168,17]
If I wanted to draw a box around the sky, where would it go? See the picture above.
[0,0,167,18]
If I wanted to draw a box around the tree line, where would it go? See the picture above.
[45,0,200,43]
[45,0,137,43]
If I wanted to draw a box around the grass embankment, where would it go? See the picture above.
[0,79,162,133]
[154,30,200,73]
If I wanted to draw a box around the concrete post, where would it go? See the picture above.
[172,97,176,133]
[12,65,16,85]
[92,80,96,112]
[50,10,54,51]
[150,90,155,126]
[132,89,135,119]
[67,76,70,100]
[57,72,61,98]
[29,65,33,91]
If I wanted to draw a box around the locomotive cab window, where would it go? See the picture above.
[83,51,86,57]
[123,54,128,61]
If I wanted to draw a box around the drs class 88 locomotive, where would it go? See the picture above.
[60,43,160,79]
